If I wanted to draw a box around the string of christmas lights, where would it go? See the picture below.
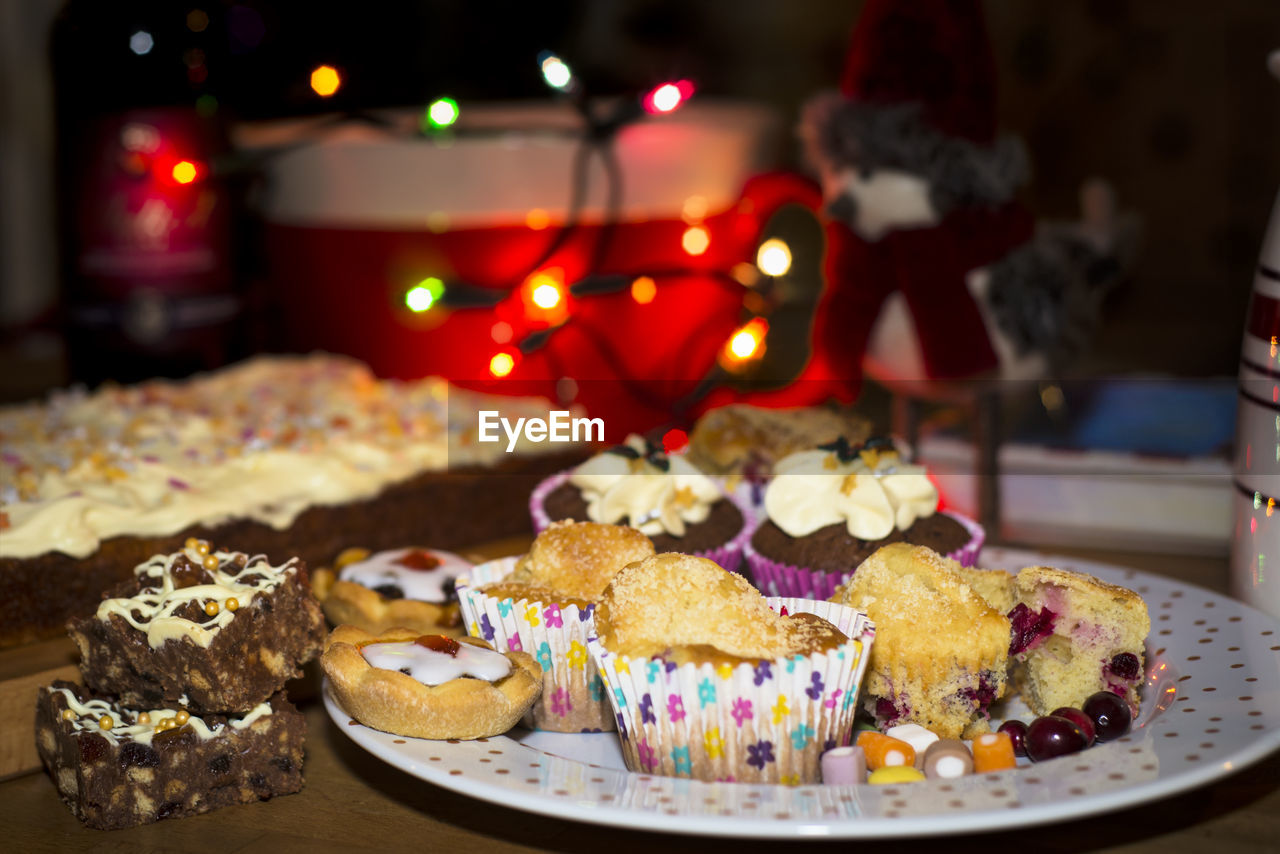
[288,52,792,406]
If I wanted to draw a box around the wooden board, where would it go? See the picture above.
[0,637,79,781]
[0,535,531,780]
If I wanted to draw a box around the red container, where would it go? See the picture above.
[240,102,816,435]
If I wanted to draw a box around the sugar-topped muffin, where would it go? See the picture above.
[831,543,1010,739]
[1010,566,1150,717]
[951,563,1016,614]
[595,553,844,662]
[482,520,655,606]
[591,553,875,784]
[457,521,655,733]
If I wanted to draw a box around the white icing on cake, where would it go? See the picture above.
[568,434,722,537]
[361,638,511,685]
[764,445,938,541]
[338,547,471,602]
[50,686,273,746]
[95,543,297,649]
[0,354,571,559]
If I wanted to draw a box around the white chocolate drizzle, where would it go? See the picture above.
[361,639,511,686]
[49,686,272,746]
[764,444,938,540]
[339,547,472,602]
[95,544,297,648]
[568,434,723,537]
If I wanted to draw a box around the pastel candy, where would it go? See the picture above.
[922,738,974,779]
[855,731,915,769]
[886,722,940,769]
[821,745,867,785]
[868,765,926,785]
[971,731,1017,773]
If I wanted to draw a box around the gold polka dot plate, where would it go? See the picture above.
[323,548,1280,838]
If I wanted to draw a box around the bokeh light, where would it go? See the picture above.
[310,65,341,97]
[404,277,444,312]
[756,238,792,277]
[630,276,657,304]
[130,31,154,55]
[643,80,695,114]
[489,351,516,378]
[171,160,199,185]
[539,53,573,91]
[532,282,562,310]
[722,318,769,367]
[426,97,459,129]
[682,225,710,256]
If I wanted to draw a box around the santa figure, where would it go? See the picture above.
[719,0,1135,409]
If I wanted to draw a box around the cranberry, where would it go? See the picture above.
[1109,652,1142,681]
[997,719,1029,757]
[1083,690,1133,741]
[1050,707,1096,747]
[1025,715,1090,762]
[1008,604,1058,656]
[874,697,902,725]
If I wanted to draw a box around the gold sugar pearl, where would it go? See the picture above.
[98,715,114,730]
[137,712,151,725]
[225,597,239,612]
[174,709,190,725]
[202,554,219,571]
[184,537,199,551]
[195,541,211,556]
[61,709,75,721]
[204,600,220,617]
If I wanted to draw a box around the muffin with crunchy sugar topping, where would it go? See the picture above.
[457,521,655,733]
[831,542,1009,739]
[590,553,875,783]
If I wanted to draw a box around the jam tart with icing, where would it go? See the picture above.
[312,546,472,638]
[321,624,542,740]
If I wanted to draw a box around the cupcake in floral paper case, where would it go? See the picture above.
[456,521,654,732]
[589,553,875,784]
[530,434,751,572]
[746,436,983,599]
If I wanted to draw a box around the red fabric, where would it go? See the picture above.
[839,0,998,144]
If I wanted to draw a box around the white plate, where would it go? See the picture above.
[322,548,1280,838]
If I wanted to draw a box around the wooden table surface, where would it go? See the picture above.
[4,538,1278,853]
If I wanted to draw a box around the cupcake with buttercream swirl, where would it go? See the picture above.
[745,437,983,599]
[530,434,751,572]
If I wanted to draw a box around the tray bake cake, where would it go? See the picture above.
[68,541,325,713]
[35,681,305,830]
[0,354,583,648]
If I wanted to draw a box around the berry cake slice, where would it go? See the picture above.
[35,680,305,830]
[1009,566,1151,717]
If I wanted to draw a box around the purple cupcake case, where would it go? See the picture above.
[744,510,985,600]
[528,470,755,574]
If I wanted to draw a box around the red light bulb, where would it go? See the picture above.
[643,80,695,114]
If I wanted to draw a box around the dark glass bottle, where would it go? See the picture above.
[51,1,242,386]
